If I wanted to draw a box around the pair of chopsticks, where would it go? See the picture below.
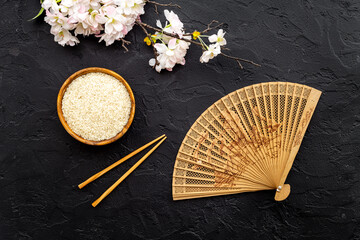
[78,134,167,207]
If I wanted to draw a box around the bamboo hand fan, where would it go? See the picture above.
[172,82,321,201]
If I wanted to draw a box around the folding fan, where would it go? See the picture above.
[172,82,321,201]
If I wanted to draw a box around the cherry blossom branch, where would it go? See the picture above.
[34,0,259,71]
[146,0,181,14]
[136,20,261,68]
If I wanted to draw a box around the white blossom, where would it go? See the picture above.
[42,0,56,10]
[54,29,80,46]
[200,43,221,63]
[208,29,227,46]
[114,0,145,15]
[150,37,190,72]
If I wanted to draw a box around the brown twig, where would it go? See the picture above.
[136,21,160,67]
[201,20,224,35]
[183,20,224,36]
[136,20,261,68]
[220,52,261,67]
[203,20,221,33]
[146,0,181,14]
[120,39,131,52]
[236,60,243,69]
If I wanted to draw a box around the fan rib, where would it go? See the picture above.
[277,87,321,188]
[259,83,277,185]
[251,84,278,187]
[236,88,276,186]
[278,85,305,183]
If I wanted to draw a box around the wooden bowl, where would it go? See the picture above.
[57,67,135,146]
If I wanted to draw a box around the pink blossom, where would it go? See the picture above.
[42,0,146,46]
[150,37,190,72]
[164,10,184,38]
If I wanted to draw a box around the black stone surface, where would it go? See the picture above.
[1,0,360,239]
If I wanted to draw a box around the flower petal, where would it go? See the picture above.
[154,43,168,53]
[168,38,177,49]
[149,58,156,66]
[218,29,224,37]
[166,49,174,56]
[208,34,217,43]
[156,20,162,28]
[155,65,162,72]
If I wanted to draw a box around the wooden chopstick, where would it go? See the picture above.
[92,136,167,207]
[78,134,166,189]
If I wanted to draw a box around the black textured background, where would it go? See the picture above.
[1,0,360,239]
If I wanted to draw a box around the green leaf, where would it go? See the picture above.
[28,7,44,21]
[28,0,61,21]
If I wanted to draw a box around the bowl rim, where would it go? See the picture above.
[57,67,136,146]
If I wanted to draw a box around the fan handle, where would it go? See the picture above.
[274,184,291,201]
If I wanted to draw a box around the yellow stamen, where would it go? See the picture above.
[144,36,151,46]
[151,34,157,43]
[192,31,200,40]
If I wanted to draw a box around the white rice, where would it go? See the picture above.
[62,72,132,141]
